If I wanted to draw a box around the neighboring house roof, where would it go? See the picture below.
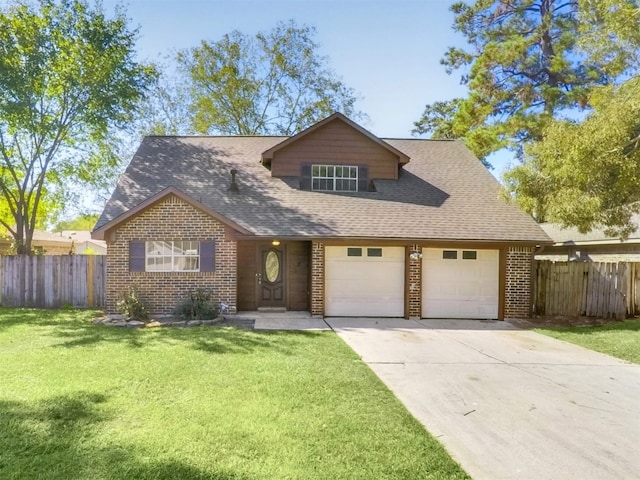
[61,231,107,251]
[31,230,74,246]
[95,126,550,244]
[0,229,74,250]
[540,214,640,246]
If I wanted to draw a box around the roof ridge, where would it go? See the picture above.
[144,135,289,139]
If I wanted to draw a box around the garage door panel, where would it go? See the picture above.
[422,248,499,319]
[326,246,404,317]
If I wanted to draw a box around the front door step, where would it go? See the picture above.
[257,307,287,313]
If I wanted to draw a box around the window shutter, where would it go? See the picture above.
[300,164,312,190]
[200,241,216,272]
[358,166,369,192]
[129,241,145,272]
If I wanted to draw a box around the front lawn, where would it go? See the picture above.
[0,308,468,480]
[535,319,640,364]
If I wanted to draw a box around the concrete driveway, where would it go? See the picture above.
[325,317,640,480]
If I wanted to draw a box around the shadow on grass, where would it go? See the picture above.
[0,307,325,355]
[535,319,640,335]
[54,321,323,354]
[0,307,96,330]
[0,392,249,480]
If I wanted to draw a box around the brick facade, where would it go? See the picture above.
[105,195,237,315]
[310,241,324,316]
[407,244,421,319]
[504,246,534,318]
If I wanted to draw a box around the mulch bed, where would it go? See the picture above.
[93,315,255,329]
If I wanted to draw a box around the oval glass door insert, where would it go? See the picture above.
[265,250,280,283]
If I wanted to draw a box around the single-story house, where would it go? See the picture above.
[61,231,107,255]
[0,229,75,255]
[538,217,640,262]
[93,113,551,319]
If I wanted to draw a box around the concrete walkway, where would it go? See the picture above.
[325,317,640,480]
[227,311,330,331]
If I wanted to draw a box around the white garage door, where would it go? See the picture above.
[325,246,405,317]
[422,248,499,319]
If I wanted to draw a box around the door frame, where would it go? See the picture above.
[256,243,287,308]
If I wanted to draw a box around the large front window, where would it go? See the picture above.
[312,165,358,192]
[146,240,200,272]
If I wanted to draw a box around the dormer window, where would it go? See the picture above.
[312,165,358,192]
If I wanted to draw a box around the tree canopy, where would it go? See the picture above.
[176,20,363,136]
[0,0,154,253]
[503,76,640,237]
[54,213,100,232]
[413,0,640,165]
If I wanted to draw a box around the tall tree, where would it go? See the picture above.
[0,0,154,254]
[503,76,640,237]
[177,19,363,135]
[413,0,640,165]
[135,61,194,136]
[54,213,99,231]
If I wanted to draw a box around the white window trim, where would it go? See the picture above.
[145,240,200,272]
[311,164,358,192]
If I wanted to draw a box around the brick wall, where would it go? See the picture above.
[407,244,421,319]
[505,246,534,318]
[310,241,324,316]
[106,195,237,315]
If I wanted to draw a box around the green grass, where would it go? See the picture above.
[0,308,469,480]
[535,319,640,364]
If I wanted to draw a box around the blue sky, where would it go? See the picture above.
[103,0,513,176]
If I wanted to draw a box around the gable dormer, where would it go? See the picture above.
[261,114,410,190]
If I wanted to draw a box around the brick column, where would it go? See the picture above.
[407,244,422,319]
[505,246,535,318]
[310,241,324,316]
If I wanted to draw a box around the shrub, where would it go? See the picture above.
[116,285,149,321]
[174,289,219,320]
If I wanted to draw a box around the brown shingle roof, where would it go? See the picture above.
[95,135,550,243]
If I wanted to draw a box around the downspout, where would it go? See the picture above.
[530,244,546,317]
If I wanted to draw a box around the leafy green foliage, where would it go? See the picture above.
[504,76,640,235]
[177,19,363,135]
[116,285,149,320]
[413,0,640,165]
[135,60,195,136]
[54,213,99,232]
[0,0,154,254]
[174,288,219,320]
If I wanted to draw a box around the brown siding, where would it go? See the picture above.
[271,121,399,179]
[106,194,237,315]
[237,241,257,311]
[287,241,310,311]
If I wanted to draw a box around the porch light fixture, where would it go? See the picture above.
[409,252,422,260]
[271,240,281,246]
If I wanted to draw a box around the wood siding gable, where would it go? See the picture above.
[263,114,409,180]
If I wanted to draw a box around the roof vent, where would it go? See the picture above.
[229,169,239,193]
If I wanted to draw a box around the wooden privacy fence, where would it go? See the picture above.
[0,255,106,308]
[533,261,640,319]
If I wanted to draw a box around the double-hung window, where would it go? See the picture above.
[146,240,200,272]
[312,165,358,192]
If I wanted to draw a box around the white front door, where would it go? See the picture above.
[422,248,499,319]
[325,246,405,317]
